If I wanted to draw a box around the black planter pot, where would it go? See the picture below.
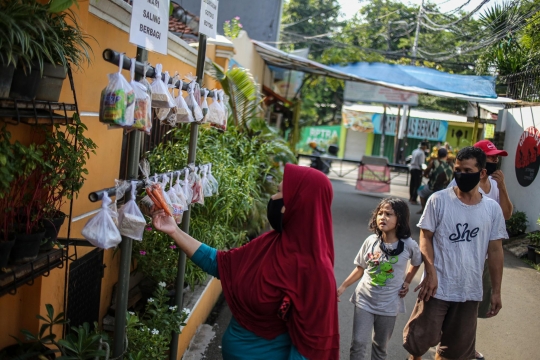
[527,245,539,262]
[535,250,540,265]
[9,65,42,100]
[0,238,16,268]
[10,231,45,265]
[41,212,66,252]
[35,63,67,102]
[0,62,15,98]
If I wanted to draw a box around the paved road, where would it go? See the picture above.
[195,176,540,359]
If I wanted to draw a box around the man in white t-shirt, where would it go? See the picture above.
[446,140,513,359]
[403,146,508,360]
[409,142,429,205]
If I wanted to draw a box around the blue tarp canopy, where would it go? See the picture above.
[328,62,497,99]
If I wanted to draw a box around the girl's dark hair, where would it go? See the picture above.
[368,198,411,239]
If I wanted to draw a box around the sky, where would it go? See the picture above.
[337,0,506,20]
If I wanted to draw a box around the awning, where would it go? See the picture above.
[252,40,517,104]
[343,104,469,123]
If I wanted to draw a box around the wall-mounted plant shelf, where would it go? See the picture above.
[0,248,67,297]
[0,98,76,125]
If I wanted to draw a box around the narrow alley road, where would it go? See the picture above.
[197,176,540,359]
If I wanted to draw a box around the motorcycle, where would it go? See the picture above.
[310,145,338,175]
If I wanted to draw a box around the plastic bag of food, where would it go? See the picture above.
[139,62,152,96]
[151,64,176,111]
[139,160,173,217]
[183,168,194,204]
[206,90,223,125]
[185,81,204,122]
[164,73,180,126]
[201,89,209,120]
[174,79,194,124]
[163,174,184,224]
[99,53,135,126]
[128,59,152,134]
[189,167,204,205]
[172,172,189,210]
[201,165,213,197]
[82,192,122,249]
[118,181,146,240]
[207,163,219,195]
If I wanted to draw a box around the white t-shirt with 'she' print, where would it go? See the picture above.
[417,188,508,302]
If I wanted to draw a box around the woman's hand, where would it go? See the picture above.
[337,285,346,302]
[399,282,410,298]
[152,209,178,236]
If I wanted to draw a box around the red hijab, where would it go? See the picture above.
[217,164,339,359]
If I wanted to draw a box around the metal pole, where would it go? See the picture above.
[169,33,207,360]
[380,106,387,157]
[472,101,480,143]
[393,106,402,163]
[411,0,424,64]
[112,46,147,358]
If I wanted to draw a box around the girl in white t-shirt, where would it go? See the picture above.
[337,198,422,360]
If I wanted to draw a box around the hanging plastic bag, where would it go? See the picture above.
[190,167,204,205]
[207,163,219,195]
[201,89,209,120]
[128,59,152,134]
[151,64,176,111]
[117,181,147,240]
[165,73,180,126]
[82,193,122,249]
[210,90,227,131]
[139,160,173,217]
[139,62,152,96]
[99,53,135,126]
[185,80,204,122]
[172,172,189,210]
[164,174,184,224]
[174,79,194,124]
[183,168,194,204]
[155,71,176,122]
[201,165,213,197]
[207,90,223,125]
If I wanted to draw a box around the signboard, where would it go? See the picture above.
[199,0,219,39]
[515,126,540,187]
[344,81,419,106]
[356,165,390,193]
[342,109,375,133]
[129,0,170,55]
[484,123,495,139]
[372,114,448,142]
[297,125,341,154]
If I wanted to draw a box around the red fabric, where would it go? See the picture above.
[218,164,339,359]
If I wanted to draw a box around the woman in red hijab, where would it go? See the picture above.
[152,164,339,359]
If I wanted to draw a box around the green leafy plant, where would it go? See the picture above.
[506,210,528,236]
[132,225,180,285]
[0,304,108,359]
[527,231,540,246]
[223,16,243,39]
[125,283,189,359]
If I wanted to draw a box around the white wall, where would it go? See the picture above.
[499,106,540,231]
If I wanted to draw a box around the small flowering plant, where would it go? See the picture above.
[125,283,189,359]
[223,16,243,39]
[132,225,179,285]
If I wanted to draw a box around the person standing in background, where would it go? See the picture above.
[409,142,428,205]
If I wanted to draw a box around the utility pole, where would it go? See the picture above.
[411,0,424,64]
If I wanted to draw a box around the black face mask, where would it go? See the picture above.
[453,171,481,193]
[267,198,284,233]
[485,162,498,175]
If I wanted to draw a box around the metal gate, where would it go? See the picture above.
[66,248,104,328]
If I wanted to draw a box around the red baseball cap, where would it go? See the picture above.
[474,140,508,157]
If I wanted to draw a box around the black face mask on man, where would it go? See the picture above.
[267,198,284,233]
[485,162,497,175]
[453,171,481,192]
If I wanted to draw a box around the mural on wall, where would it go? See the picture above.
[515,126,540,187]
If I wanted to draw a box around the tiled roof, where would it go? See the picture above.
[122,0,199,42]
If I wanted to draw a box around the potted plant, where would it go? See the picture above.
[506,210,528,238]
[40,114,97,251]
[34,5,94,102]
[0,0,92,100]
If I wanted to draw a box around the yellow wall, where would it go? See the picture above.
[1,0,226,351]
